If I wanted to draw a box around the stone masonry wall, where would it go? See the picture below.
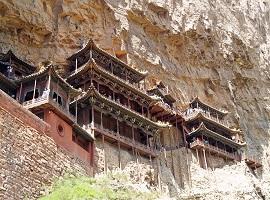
[0,90,92,199]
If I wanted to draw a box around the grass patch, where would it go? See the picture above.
[39,172,159,200]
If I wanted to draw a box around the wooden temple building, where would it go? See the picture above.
[0,40,262,172]
[0,50,36,97]
[183,97,246,168]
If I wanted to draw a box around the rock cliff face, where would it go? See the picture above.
[0,0,269,199]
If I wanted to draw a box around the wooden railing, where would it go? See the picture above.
[22,94,76,122]
[184,109,231,128]
[190,139,241,161]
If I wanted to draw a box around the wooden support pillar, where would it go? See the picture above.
[97,82,100,92]
[102,134,107,173]
[169,127,175,177]
[101,112,103,128]
[47,72,51,91]
[18,82,22,102]
[147,106,150,118]
[196,148,199,165]
[75,58,78,71]
[75,101,78,123]
[66,93,70,111]
[32,79,37,103]
[203,148,208,169]
[91,106,95,128]
[181,120,187,148]
[132,125,135,156]
[146,133,149,147]
[141,106,144,115]
[117,118,121,169]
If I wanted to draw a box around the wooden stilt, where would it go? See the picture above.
[196,148,199,165]
[203,148,208,169]
[169,127,175,177]
[102,134,107,173]
[18,82,22,102]
[75,101,78,123]
[118,141,121,169]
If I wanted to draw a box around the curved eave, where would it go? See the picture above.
[0,50,36,72]
[0,73,18,88]
[188,122,245,148]
[67,39,148,79]
[190,97,229,116]
[67,59,157,103]
[185,112,240,134]
[70,86,169,129]
[16,65,81,98]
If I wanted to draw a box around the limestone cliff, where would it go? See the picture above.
[0,0,269,199]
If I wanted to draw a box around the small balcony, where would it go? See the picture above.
[190,139,241,161]
[22,93,76,122]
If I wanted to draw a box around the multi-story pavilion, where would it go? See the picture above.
[183,97,246,168]
[0,50,36,96]
[15,63,95,166]
[66,40,169,159]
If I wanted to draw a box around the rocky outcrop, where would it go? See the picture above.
[0,0,269,199]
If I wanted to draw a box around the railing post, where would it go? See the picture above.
[32,78,37,103]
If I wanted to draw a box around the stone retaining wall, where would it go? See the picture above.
[0,90,92,199]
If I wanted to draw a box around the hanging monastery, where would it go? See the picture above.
[0,39,262,183]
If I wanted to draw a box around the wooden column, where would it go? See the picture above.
[91,106,94,127]
[66,93,70,111]
[146,133,149,147]
[75,101,78,123]
[169,127,175,177]
[97,82,100,92]
[102,134,107,173]
[75,58,78,71]
[47,72,51,91]
[32,79,37,103]
[132,125,135,156]
[181,120,187,148]
[196,148,199,165]
[18,82,22,102]
[203,148,208,169]
[101,111,103,128]
[117,118,121,169]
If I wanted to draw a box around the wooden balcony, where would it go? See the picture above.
[93,123,157,157]
[244,156,262,170]
[22,94,76,122]
[190,139,241,161]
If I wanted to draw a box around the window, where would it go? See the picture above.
[53,92,63,106]
[24,89,39,101]
[57,124,64,137]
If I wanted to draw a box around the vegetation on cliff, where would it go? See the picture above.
[39,171,160,200]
